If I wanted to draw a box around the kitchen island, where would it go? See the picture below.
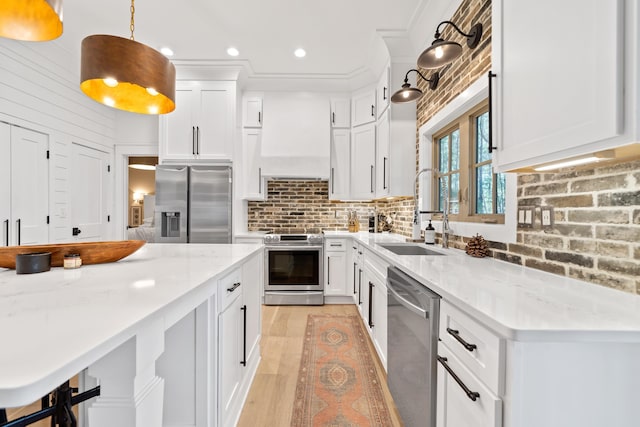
[0,243,263,427]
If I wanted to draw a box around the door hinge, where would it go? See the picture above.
[107,215,111,222]
[107,165,111,172]
[46,215,50,224]
[46,150,50,159]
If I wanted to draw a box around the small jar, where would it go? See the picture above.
[64,253,82,269]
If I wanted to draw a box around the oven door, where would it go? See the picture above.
[264,246,323,292]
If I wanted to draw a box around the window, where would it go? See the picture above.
[432,101,506,223]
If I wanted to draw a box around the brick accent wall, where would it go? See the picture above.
[416,0,492,128]
[247,180,414,234]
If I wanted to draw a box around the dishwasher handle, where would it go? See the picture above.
[387,275,428,318]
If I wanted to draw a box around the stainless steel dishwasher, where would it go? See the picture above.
[387,266,441,427]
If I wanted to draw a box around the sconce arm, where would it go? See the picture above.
[435,20,474,38]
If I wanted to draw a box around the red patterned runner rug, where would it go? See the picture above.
[291,315,393,426]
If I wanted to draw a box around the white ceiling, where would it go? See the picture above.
[56,0,428,84]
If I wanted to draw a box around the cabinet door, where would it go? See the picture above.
[0,123,10,246]
[330,98,350,128]
[243,96,263,128]
[351,124,376,199]
[372,274,387,368]
[218,293,242,427]
[351,90,376,127]
[11,127,48,246]
[325,251,347,296]
[492,0,623,171]
[243,129,265,200]
[436,345,502,427]
[376,67,390,119]
[376,109,390,198]
[161,88,197,160]
[197,85,234,160]
[242,253,262,366]
[329,129,350,200]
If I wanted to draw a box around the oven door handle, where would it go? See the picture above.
[265,245,323,251]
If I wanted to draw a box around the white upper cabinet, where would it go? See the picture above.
[376,109,390,198]
[492,0,631,171]
[243,96,263,128]
[330,98,351,128]
[159,81,236,162]
[329,129,351,200]
[376,66,390,119]
[242,129,266,201]
[350,123,376,199]
[351,89,376,127]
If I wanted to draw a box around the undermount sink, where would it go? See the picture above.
[378,243,445,256]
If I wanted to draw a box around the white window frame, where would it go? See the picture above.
[417,75,517,244]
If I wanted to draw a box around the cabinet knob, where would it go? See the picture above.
[72,227,82,236]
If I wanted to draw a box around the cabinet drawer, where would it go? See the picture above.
[436,343,502,427]
[325,238,347,252]
[364,250,389,286]
[218,268,242,311]
[439,301,504,394]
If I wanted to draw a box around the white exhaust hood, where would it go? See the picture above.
[259,92,331,180]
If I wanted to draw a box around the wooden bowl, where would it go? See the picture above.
[0,240,146,270]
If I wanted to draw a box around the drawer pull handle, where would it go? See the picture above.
[227,282,241,293]
[437,356,480,402]
[447,328,477,351]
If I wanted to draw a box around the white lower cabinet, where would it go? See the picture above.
[217,252,262,427]
[437,301,503,427]
[325,238,348,296]
[351,242,364,306]
[436,344,502,427]
[218,270,243,427]
[363,250,389,368]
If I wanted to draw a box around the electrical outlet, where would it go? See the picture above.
[541,206,554,229]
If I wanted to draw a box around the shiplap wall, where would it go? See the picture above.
[0,38,118,242]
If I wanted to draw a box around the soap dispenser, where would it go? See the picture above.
[424,220,435,245]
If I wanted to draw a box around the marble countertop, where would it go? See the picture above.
[324,231,640,342]
[0,243,262,408]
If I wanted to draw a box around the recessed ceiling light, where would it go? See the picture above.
[227,47,239,57]
[294,48,306,58]
[160,47,174,57]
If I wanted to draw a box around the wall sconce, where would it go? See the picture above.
[133,192,144,204]
[0,0,63,41]
[80,0,175,114]
[390,69,440,103]
[418,20,483,69]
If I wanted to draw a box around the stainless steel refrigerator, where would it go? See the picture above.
[154,165,232,243]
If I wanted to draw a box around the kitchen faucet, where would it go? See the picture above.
[413,167,451,248]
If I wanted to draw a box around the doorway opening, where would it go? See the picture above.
[126,156,158,242]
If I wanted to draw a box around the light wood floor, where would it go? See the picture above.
[237,304,403,427]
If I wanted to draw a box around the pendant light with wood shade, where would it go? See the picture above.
[0,0,63,41]
[80,0,175,115]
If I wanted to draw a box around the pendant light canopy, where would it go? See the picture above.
[0,0,63,41]
[418,21,483,69]
[80,1,175,115]
[390,69,439,104]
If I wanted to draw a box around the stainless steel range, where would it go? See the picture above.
[264,230,324,305]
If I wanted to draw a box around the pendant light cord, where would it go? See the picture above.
[130,0,136,40]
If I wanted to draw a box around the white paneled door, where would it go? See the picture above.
[0,123,10,246]
[70,143,110,242]
[10,126,49,246]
